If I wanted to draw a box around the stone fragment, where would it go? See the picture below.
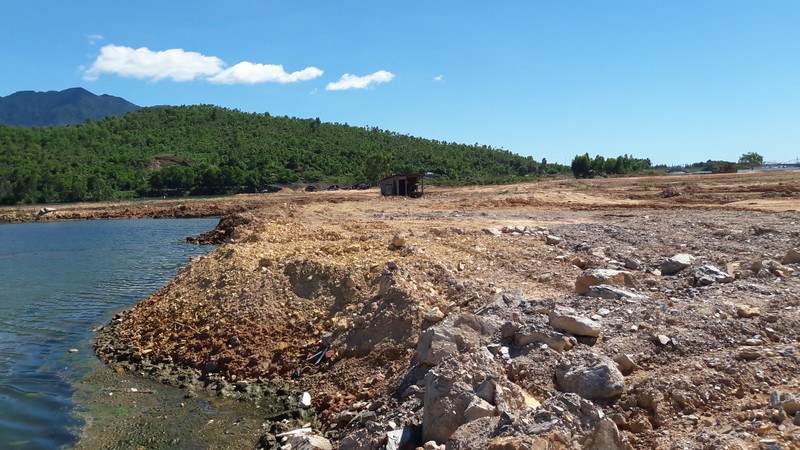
[655,335,671,346]
[464,396,495,422]
[416,327,459,366]
[660,253,695,276]
[584,418,627,450]
[795,411,800,426]
[422,370,474,443]
[587,284,646,300]
[487,437,548,450]
[515,325,574,352]
[770,392,800,415]
[570,256,588,269]
[549,308,601,337]
[546,235,563,245]
[391,233,406,248]
[300,391,312,408]
[613,353,639,375]
[385,427,416,450]
[288,433,332,450]
[781,248,800,264]
[624,258,644,271]
[738,349,762,360]
[767,260,791,277]
[693,264,735,285]
[575,269,635,295]
[423,307,445,322]
[483,228,502,237]
[736,305,761,318]
[415,314,494,366]
[423,441,445,450]
[536,273,552,283]
[500,321,518,339]
[36,207,56,217]
[555,352,625,400]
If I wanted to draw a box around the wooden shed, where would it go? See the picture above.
[380,173,424,198]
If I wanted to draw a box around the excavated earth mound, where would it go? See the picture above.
[92,173,800,449]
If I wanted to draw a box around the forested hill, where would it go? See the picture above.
[0,105,550,204]
[0,87,141,127]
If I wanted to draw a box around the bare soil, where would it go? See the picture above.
[19,170,800,449]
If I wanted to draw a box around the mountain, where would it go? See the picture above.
[0,87,140,127]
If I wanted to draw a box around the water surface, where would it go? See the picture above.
[0,218,218,449]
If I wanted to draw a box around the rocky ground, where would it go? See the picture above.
[22,170,800,449]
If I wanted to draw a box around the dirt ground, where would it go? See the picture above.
[14,170,800,449]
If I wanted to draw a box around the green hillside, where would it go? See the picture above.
[0,105,552,204]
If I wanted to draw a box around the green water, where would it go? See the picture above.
[0,218,218,449]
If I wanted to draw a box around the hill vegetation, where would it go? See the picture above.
[0,105,557,204]
[0,87,140,127]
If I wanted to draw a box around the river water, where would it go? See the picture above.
[0,218,218,449]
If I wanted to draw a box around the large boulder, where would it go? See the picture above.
[575,269,635,295]
[555,352,625,400]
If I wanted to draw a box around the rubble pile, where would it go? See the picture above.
[95,188,800,449]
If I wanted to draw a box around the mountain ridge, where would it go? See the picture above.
[0,87,141,127]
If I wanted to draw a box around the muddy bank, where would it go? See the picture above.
[92,311,319,448]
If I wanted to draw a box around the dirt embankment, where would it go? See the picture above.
[89,171,800,449]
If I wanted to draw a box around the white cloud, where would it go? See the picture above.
[209,62,323,85]
[433,74,444,82]
[83,45,223,82]
[87,34,104,45]
[325,70,395,91]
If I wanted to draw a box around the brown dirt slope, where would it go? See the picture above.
[90,171,799,449]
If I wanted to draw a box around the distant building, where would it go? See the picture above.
[380,174,424,198]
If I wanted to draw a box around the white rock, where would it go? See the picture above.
[300,391,312,408]
[587,284,647,300]
[661,254,695,276]
[482,227,502,237]
[549,308,601,337]
[546,235,563,245]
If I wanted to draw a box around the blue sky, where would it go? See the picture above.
[2,1,799,166]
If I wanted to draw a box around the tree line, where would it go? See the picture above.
[570,153,653,178]
[0,105,563,204]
